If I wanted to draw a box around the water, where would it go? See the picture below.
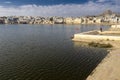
[0,24,109,80]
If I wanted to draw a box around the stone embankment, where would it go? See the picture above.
[72,25,120,80]
[73,31,120,42]
[86,41,120,80]
[72,25,120,42]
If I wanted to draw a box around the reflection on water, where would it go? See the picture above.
[0,24,109,80]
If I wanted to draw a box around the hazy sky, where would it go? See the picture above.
[0,0,119,16]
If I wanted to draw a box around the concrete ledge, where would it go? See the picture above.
[101,31,120,34]
[72,32,120,41]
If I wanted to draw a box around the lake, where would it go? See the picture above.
[0,24,109,80]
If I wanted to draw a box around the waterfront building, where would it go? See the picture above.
[34,19,41,24]
[72,18,82,24]
[95,17,103,24]
[87,17,95,24]
[0,10,119,25]
[64,17,73,24]
[118,18,120,23]
[82,17,88,24]
[54,17,64,24]
[0,19,4,24]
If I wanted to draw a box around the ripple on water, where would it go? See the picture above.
[0,46,108,80]
[0,25,108,80]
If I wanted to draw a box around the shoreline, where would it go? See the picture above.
[72,36,120,80]
[86,41,120,80]
[72,25,120,80]
[0,23,119,25]
[73,37,120,80]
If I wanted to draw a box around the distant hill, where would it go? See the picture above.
[101,10,113,15]
[98,10,120,17]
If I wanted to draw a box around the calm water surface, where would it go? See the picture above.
[0,24,109,80]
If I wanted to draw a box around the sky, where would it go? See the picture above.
[0,0,119,16]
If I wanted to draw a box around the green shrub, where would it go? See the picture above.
[88,42,113,48]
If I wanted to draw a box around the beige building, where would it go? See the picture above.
[64,17,73,24]
[34,19,41,24]
[72,18,82,24]
[82,17,88,24]
[95,18,102,24]
[54,17,64,24]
